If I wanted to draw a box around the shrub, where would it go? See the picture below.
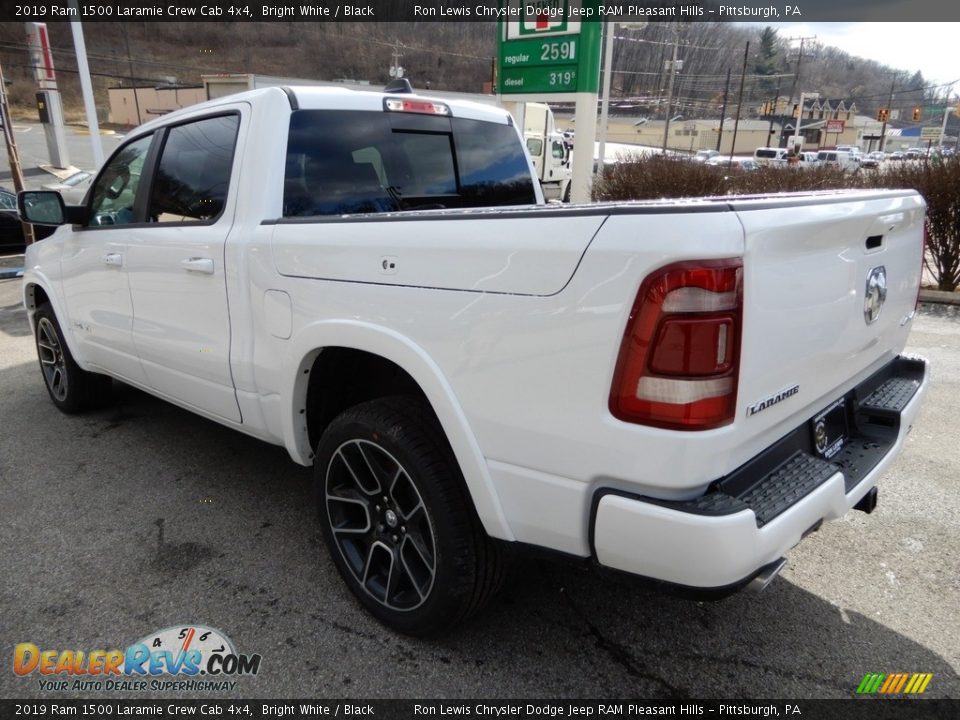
[862,157,960,292]
[593,154,960,292]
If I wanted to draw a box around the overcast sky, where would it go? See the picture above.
[748,22,959,91]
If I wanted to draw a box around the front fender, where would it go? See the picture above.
[21,267,87,369]
[282,319,515,542]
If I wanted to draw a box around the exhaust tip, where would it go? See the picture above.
[854,487,879,515]
[748,557,787,593]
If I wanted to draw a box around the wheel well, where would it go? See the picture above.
[305,348,430,451]
[26,284,49,312]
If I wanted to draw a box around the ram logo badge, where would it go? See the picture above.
[747,385,800,416]
[864,266,887,325]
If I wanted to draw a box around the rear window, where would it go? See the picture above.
[754,149,779,158]
[283,109,536,217]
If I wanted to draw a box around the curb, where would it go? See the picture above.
[919,289,960,306]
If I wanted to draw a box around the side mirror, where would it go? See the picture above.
[17,190,88,226]
[18,191,66,226]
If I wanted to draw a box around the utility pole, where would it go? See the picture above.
[781,35,816,146]
[0,60,34,244]
[879,81,894,151]
[716,67,731,152]
[122,24,141,125]
[660,23,680,153]
[766,75,782,143]
[390,42,404,79]
[728,41,750,162]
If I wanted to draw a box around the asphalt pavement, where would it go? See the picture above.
[0,277,958,700]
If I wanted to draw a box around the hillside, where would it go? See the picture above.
[0,22,947,125]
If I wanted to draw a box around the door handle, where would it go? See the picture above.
[101,253,123,267]
[181,257,215,275]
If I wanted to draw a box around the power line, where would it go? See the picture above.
[0,40,238,77]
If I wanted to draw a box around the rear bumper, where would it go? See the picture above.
[591,354,929,590]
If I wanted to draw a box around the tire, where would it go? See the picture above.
[314,396,502,637]
[34,303,112,414]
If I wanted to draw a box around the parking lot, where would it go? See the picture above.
[0,275,958,700]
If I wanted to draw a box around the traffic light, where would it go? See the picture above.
[912,106,922,121]
[877,108,889,122]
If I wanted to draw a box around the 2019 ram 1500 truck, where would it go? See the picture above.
[19,85,928,636]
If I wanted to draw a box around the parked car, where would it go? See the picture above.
[0,188,54,251]
[693,149,720,163]
[798,152,820,167]
[889,151,905,161]
[860,151,886,169]
[836,145,862,156]
[0,188,22,249]
[707,156,759,172]
[41,170,94,205]
[905,148,923,160]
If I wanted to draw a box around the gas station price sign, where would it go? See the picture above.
[497,0,602,98]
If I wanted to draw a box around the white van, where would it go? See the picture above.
[816,150,859,172]
[836,145,863,166]
[753,147,788,166]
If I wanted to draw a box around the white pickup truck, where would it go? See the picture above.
[19,84,929,636]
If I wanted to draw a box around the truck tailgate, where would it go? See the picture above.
[732,190,925,431]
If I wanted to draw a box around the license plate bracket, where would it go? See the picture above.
[811,397,848,460]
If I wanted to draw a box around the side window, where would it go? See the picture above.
[526,137,543,156]
[453,118,537,207]
[88,134,152,227]
[284,111,396,217]
[148,115,239,223]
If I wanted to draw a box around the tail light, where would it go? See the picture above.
[610,259,743,430]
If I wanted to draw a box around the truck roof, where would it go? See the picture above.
[133,84,512,135]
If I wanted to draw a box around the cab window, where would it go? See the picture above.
[87,134,152,227]
[148,115,239,223]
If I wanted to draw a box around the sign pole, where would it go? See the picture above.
[939,104,950,147]
[69,1,104,167]
[497,0,602,204]
[571,92,597,203]
[595,20,615,181]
